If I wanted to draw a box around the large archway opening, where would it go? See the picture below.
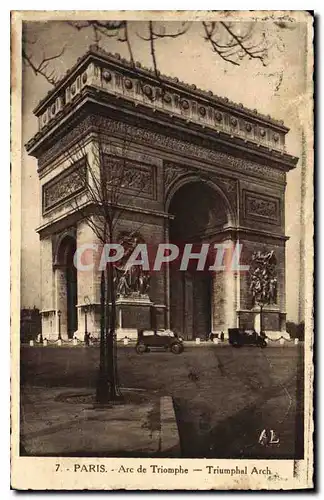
[168,180,230,340]
[55,235,78,339]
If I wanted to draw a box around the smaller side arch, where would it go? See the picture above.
[52,230,78,339]
[53,229,76,267]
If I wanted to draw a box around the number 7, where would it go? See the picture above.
[56,464,60,471]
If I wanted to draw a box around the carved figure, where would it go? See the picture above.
[249,250,277,306]
[114,232,151,298]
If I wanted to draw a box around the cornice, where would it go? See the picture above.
[36,200,173,238]
[26,45,298,165]
[206,226,289,243]
[26,92,298,174]
[33,45,289,132]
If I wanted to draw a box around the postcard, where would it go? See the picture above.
[11,10,314,490]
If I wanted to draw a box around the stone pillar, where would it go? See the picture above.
[170,269,184,337]
[116,295,153,339]
[76,221,101,339]
[210,239,238,338]
[154,305,167,330]
[54,266,68,340]
[254,311,261,332]
[40,236,56,339]
[164,219,171,330]
[211,269,237,338]
[184,272,194,339]
[40,311,56,340]
[224,268,237,336]
[192,273,212,340]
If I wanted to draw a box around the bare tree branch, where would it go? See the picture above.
[202,22,240,66]
[24,19,275,86]
[22,45,66,86]
[117,22,135,68]
[148,21,158,78]
[67,20,125,34]
[202,21,267,67]
[220,21,267,65]
[136,21,191,41]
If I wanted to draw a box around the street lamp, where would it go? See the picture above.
[84,305,89,342]
[57,310,62,341]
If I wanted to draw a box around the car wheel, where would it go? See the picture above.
[135,343,146,354]
[171,343,183,354]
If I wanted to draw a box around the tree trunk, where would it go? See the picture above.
[95,226,122,403]
[108,258,122,399]
[96,270,110,403]
[260,304,263,334]
[103,225,122,401]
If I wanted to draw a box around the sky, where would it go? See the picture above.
[21,17,309,322]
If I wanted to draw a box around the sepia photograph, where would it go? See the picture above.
[11,10,314,490]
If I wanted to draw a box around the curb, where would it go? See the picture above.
[159,396,181,457]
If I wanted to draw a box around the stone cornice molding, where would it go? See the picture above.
[25,47,300,167]
[203,226,288,243]
[33,46,289,132]
[36,200,174,238]
[26,87,299,170]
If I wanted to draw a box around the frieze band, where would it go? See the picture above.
[37,115,287,185]
[98,117,287,184]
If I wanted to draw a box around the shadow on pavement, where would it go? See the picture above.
[174,347,304,459]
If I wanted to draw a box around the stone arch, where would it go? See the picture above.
[53,229,76,267]
[166,177,237,340]
[53,232,78,339]
[165,173,237,227]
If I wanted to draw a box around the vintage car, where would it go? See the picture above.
[135,329,184,354]
[228,328,267,348]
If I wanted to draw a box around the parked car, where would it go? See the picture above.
[228,328,267,348]
[135,329,184,354]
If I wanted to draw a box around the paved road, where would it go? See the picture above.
[21,343,304,459]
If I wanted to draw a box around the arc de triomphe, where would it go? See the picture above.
[26,45,298,341]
